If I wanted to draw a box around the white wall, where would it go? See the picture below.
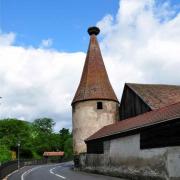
[72,100,119,154]
[109,134,168,178]
[167,147,180,178]
[82,134,180,179]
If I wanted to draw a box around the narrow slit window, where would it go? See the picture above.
[72,105,75,113]
[97,102,103,109]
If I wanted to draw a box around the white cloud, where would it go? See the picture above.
[0,32,16,46]
[40,38,53,48]
[0,35,85,131]
[97,0,180,100]
[0,0,180,131]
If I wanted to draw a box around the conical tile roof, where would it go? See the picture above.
[72,27,118,104]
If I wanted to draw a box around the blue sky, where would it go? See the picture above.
[0,0,180,130]
[0,0,119,52]
[1,0,180,51]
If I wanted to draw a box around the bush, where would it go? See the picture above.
[0,145,11,164]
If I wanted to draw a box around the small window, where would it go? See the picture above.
[97,102,103,109]
[87,141,104,154]
[72,104,75,113]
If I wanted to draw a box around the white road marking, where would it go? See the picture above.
[49,166,66,179]
[5,166,26,180]
[20,164,61,180]
[21,166,43,180]
[4,169,18,180]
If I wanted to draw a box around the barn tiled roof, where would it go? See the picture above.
[126,83,180,109]
[43,152,64,156]
[86,102,180,141]
[72,27,118,104]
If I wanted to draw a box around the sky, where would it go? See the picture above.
[0,0,119,51]
[0,0,180,131]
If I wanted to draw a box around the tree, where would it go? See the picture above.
[64,137,73,159]
[59,128,71,151]
[59,128,73,159]
[0,117,73,162]
[32,118,55,134]
[0,119,32,151]
[31,118,57,155]
[49,133,61,151]
[0,119,33,160]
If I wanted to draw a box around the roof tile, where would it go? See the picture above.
[127,83,180,109]
[86,102,180,141]
[43,152,64,156]
[72,27,118,104]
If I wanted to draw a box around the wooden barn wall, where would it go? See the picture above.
[140,118,180,149]
[119,85,151,120]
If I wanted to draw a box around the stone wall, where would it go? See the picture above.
[72,100,119,154]
[167,147,180,179]
[79,134,180,180]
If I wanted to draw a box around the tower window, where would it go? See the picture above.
[97,102,103,109]
[72,104,75,112]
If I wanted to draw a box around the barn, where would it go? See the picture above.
[83,84,180,179]
[72,26,180,180]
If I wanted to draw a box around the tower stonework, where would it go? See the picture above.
[72,27,119,155]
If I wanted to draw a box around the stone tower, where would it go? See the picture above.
[72,27,119,155]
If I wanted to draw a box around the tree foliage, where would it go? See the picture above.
[32,118,55,134]
[59,128,73,159]
[0,118,73,163]
[0,119,32,157]
[64,137,73,159]
[59,128,71,150]
[0,144,11,164]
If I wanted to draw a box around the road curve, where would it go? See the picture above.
[7,161,125,180]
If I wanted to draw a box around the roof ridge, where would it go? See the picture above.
[86,101,180,141]
[126,82,180,86]
[121,100,180,121]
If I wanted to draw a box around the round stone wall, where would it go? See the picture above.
[72,100,119,155]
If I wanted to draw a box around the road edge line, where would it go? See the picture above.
[21,166,42,180]
[3,166,26,180]
[49,166,66,179]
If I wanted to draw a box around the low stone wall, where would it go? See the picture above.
[79,134,180,180]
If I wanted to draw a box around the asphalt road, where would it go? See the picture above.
[7,162,126,180]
